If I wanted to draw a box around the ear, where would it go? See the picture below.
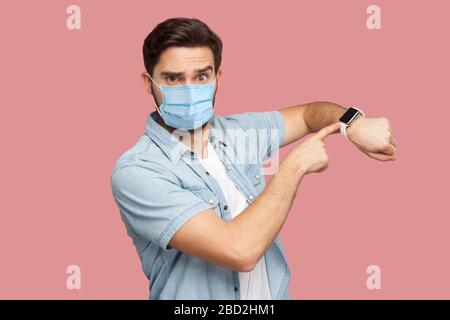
[215,69,223,92]
[141,71,153,95]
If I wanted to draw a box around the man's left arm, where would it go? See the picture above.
[279,101,398,161]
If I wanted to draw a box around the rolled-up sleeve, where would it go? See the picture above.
[111,163,214,251]
[224,110,286,162]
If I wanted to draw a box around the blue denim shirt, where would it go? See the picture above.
[111,110,291,300]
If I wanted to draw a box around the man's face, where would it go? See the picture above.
[142,46,222,127]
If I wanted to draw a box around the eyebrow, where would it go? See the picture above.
[160,65,213,77]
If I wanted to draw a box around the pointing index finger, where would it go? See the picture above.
[315,122,341,141]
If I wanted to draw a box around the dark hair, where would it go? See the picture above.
[143,17,223,77]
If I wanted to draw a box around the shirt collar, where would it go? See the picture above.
[144,111,227,163]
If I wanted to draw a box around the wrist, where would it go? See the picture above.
[339,106,365,139]
[278,160,307,180]
[345,113,363,137]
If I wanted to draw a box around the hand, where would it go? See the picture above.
[282,122,341,175]
[346,116,397,161]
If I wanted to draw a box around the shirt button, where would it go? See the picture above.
[223,205,228,211]
[255,174,260,180]
[226,165,231,171]
[249,195,254,201]
[208,198,214,204]
[205,171,210,175]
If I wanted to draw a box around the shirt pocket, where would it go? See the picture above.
[245,164,264,193]
[189,187,220,211]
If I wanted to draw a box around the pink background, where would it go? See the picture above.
[1,0,449,299]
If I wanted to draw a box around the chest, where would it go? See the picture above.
[174,149,265,221]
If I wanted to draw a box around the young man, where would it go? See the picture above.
[111,17,397,300]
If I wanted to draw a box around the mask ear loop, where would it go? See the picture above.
[146,72,164,117]
[146,72,161,88]
[210,77,217,110]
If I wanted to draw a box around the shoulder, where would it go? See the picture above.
[111,135,175,190]
[211,110,284,131]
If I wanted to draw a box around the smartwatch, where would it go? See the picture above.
[339,107,365,139]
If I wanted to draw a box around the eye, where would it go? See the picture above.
[198,73,209,82]
[166,75,177,83]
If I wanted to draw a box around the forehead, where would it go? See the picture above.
[155,46,215,74]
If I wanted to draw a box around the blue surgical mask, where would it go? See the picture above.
[147,73,216,130]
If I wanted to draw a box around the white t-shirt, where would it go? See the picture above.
[199,142,272,300]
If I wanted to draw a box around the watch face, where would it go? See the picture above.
[339,107,360,124]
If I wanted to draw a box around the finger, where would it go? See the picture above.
[315,122,341,141]
[380,143,396,156]
[368,151,396,161]
[389,126,395,137]
[390,135,397,148]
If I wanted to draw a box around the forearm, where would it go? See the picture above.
[303,101,347,133]
[223,102,346,268]
[225,164,305,268]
